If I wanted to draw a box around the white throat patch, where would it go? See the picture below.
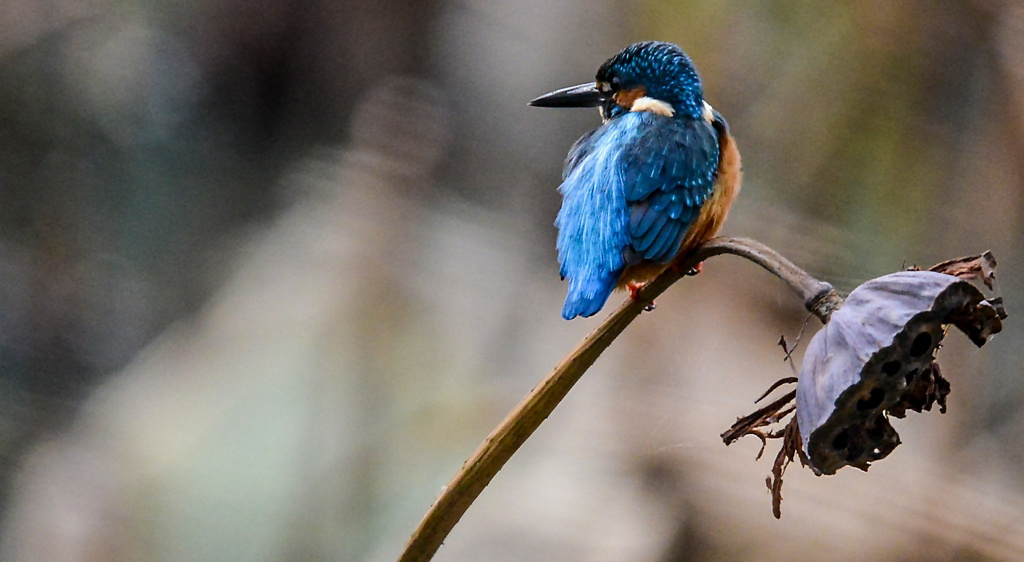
[702,101,715,123]
[630,97,675,117]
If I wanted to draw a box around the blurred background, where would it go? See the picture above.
[0,0,1021,560]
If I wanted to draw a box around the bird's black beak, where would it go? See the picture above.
[529,82,606,108]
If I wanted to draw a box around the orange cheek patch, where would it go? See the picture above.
[614,87,647,110]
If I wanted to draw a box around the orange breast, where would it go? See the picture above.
[617,130,742,287]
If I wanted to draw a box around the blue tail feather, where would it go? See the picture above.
[562,270,619,320]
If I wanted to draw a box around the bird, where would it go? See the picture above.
[530,41,741,320]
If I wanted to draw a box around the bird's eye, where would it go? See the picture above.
[610,76,621,89]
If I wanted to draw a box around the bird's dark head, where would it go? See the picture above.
[530,41,706,121]
[596,42,704,119]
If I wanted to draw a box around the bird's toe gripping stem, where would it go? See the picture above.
[627,283,656,312]
[670,260,704,277]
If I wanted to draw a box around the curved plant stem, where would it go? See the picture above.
[397,237,839,562]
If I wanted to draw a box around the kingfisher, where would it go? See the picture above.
[531,41,742,320]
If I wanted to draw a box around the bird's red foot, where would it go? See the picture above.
[627,283,656,312]
[627,282,642,301]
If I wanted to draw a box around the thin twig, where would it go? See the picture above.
[721,388,797,447]
[397,237,837,562]
[769,418,807,519]
[756,377,798,404]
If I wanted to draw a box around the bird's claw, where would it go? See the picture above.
[627,283,642,300]
[669,260,703,277]
[627,283,656,312]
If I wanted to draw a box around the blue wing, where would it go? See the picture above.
[554,112,720,320]
[622,114,719,263]
[555,116,641,319]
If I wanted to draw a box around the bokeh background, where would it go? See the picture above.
[0,1,1022,560]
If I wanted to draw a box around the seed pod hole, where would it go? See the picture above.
[856,387,885,411]
[832,429,849,451]
[845,441,864,462]
[910,331,933,357]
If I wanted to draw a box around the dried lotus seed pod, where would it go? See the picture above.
[796,271,1003,475]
